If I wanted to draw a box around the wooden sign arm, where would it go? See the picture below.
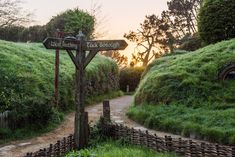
[66,49,80,70]
[84,50,99,69]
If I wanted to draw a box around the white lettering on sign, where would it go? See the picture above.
[86,41,120,49]
[86,42,98,48]
[62,41,77,49]
[50,40,77,49]
[51,41,61,47]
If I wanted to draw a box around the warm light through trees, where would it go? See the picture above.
[0,0,32,28]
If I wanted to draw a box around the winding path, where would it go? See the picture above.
[0,95,205,157]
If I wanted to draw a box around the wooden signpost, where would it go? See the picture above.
[43,31,128,150]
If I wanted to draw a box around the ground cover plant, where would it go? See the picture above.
[128,38,235,145]
[0,40,121,143]
[66,140,178,157]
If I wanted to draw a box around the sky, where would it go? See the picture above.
[22,0,168,58]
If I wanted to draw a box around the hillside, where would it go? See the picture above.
[0,40,120,140]
[135,39,235,105]
[128,38,235,145]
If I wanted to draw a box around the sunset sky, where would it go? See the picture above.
[22,0,168,57]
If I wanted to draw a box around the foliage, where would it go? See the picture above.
[124,15,178,67]
[124,0,202,66]
[179,33,203,51]
[129,38,235,144]
[0,8,95,42]
[0,0,31,28]
[46,8,95,37]
[119,67,145,92]
[198,0,235,44]
[0,40,119,130]
[100,50,128,67]
[66,140,178,157]
[167,0,202,36]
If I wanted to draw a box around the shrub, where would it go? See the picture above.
[179,34,203,51]
[198,0,235,44]
[119,67,145,92]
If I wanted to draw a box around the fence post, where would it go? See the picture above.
[103,100,111,123]
[232,147,235,157]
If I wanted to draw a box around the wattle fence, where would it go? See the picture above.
[24,135,74,157]
[102,122,235,157]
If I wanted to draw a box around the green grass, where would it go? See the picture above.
[127,103,235,145]
[129,38,235,145]
[66,140,178,157]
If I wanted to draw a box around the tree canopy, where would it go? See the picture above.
[46,8,95,38]
[198,0,235,44]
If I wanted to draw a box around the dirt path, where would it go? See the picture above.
[0,95,205,157]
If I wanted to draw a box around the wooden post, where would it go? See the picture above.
[103,100,111,122]
[74,31,87,150]
[54,30,62,108]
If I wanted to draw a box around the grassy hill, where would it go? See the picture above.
[0,40,121,142]
[128,38,235,145]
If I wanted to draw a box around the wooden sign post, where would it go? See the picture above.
[43,31,128,150]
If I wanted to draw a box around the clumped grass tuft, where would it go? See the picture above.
[129,38,235,145]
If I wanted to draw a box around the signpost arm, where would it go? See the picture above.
[66,50,80,70]
[84,50,99,68]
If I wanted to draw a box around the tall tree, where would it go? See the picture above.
[124,15,177,67]
[0,0,31,28]
[167,0,202,36]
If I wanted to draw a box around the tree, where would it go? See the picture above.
[0,25,24,41]
[124,15,177,67]
[0,0,31,28]
[198,0,235,44]
[167,0,202,36]
[46,8,95,38]
[100,50,128,67]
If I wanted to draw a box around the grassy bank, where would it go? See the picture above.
[66,140,178,157]
[129,38,235,145]
[0,40,121,143]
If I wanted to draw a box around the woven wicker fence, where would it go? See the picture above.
[24,134,74,157]
[102,122,235,157]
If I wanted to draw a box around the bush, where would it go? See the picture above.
[179,34,203,51]
[119,67,145,92]
[198,0,235,44]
